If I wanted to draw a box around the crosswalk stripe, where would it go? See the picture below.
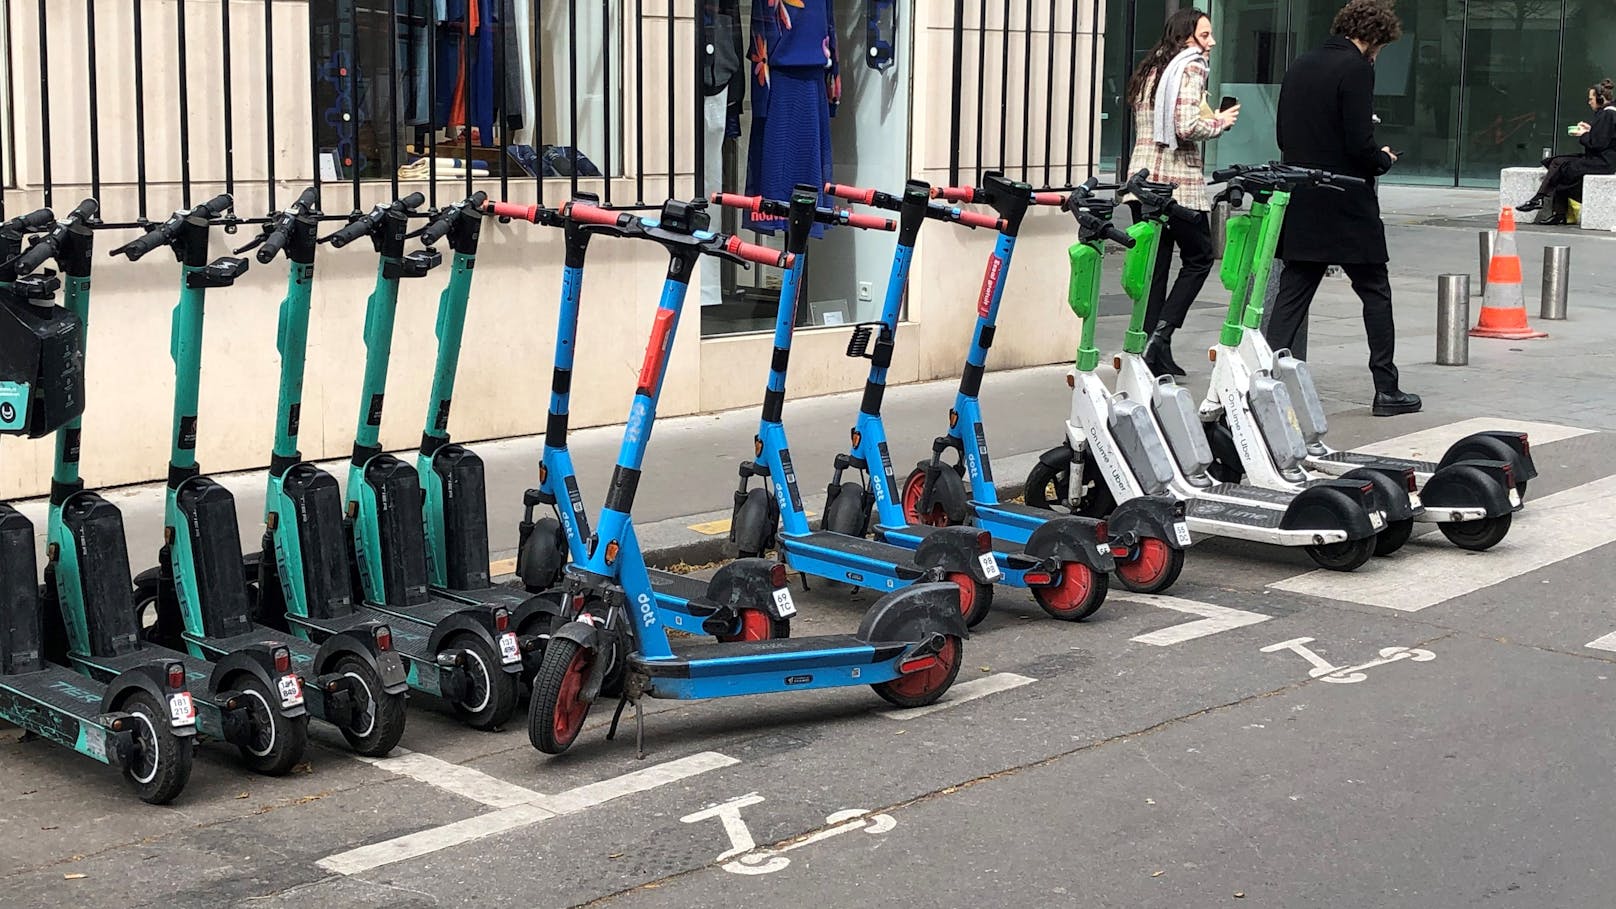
[1587,632,1616,653]
[1352,418,1591,459]
[1270,474,1616,611]
[878,673,1036,720]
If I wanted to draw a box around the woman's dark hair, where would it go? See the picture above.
[1593,79,1615,107]
[1127,9,1209,105]
[1331,0,1402,48]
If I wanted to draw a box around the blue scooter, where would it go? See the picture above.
[518,195,966,755]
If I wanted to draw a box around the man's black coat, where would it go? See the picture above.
[1275,35,1396,264]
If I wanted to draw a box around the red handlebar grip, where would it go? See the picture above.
[488,201,540,222]
[725,237,788,267]
[934,186,975,203]
[957,210,1005,230]
[566,203,621,226]
[1032,192,1066,206]
[710,192,762,212]
[845,212,897,231]
[824,183,876,204]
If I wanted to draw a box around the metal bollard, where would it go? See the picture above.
[1436,274,1470,366]
[1478,229,1496,296]
[1540,245,1570,320]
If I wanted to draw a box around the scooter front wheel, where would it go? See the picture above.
[529,638,596,754]
[900,469,952,527]
[1304,537,1375,571]
[332,653,407,757]
[947,572,995,628]
[872,635,963,708]
[1114,536,1185,594]
[1032,561,1110,621]
[1439,512,1512,551]
[120,691,195,804]
[449,634,519,731]
[234,675,310,775]
[717,609,791,642]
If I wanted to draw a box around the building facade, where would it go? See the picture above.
[1101,0,1616,186]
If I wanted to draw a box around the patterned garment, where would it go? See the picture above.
[1125,62,1225,212]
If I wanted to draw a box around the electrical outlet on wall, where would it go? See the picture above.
[857,281,873,302]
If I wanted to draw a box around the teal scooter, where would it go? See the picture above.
[134,188,411,757]
[1,206,196,803]
[88,196,310,774]
[255,193,524,731]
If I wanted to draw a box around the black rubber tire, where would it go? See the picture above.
[132,584,173,649]
[120,691,194,805]
[1439,512,1512,551]
[517,602,563,689]
[872,635,963,709]
[449,634,519,731]
[1114,537,1186,594]
[331,653,407,757]
[1516,481,1528,503]
[1305,537,1376,571]
[1373,518,1415,556]
[528,637,595,755]
[948,572,995,628]
[823,482,869,537]
[1023,458,1074,514]
[233,674,310,775]
[1032,562,1111,621]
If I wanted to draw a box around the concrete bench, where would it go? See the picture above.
[1579,173,1616,231]
[1499,167,1547,223]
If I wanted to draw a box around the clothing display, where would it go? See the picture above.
[704,0,747,141]
[744,0,840,237]
[431,0,521,147]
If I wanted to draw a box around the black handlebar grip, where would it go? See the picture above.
[399,192,427,211]
[14,238,57,274]
[17,207,56,231]
[323,217,375,248]
[66,198,99,225]
[290,186,320,215]
[256,228,289,264]
[117,228,170,261]
[1104,223,1136,248]
[1330,173,1368,188]
[418,213,455,246]
[1211,166,1245,183]
[199,194,234,218]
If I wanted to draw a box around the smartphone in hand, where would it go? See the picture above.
[1218,96,1238,131]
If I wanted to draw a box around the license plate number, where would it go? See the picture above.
[277,674,304,708]
[1173,522,1192,546]
[977,552,1002,581]
[167,692,195,727]
[1508,488,1521,507]
[498,632,522,665]
[1370,512,1386,529]
[1096,542,1111,556]
[771,587,798,618]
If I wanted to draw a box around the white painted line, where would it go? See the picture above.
[354,748,543,809]
[317,751,738,876]
[879,672,1035,721]
[1587,632,1616,653]
[1123,593,1272,646]
[1271,475,1616,611]
[1353,418,1592,459]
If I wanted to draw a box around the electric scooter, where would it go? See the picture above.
[1,207,196,803]
[887,172,1184,606]
[524,196,966,756]
[503,191,890,667]
[131,188,410,757]
[1026,175,1389,571]
[32,196,306,777]
[726,181,1006,618]
[1198,163,1526,552]
[254,193,522,731]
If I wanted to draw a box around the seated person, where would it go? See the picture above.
[1519,79,1616,224]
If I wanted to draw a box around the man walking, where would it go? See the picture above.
[1265,0,1420,416]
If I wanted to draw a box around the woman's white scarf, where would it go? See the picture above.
[1153,47,1207,147]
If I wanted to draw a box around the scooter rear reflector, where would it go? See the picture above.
[1022,571,1053,586]
[975,531,992,553]
[167,663,186,689]
[770,562,789,588]
[494,608,510,633]
[898,655,940,674]
[273,647,291,673]
[373,625,393,652]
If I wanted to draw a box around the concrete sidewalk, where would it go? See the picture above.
[10,185,1612,571]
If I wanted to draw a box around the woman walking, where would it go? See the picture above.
[1518,79,1616,224]
[1125,8,1239,377]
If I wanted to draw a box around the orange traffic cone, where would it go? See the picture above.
[1471,208,1547,340]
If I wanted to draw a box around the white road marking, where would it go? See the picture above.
[1261,637,1436,684]
[877,672,1035,721]
[1353,418,1592,459]
[354,748,542,808]
[681,794,896,876]
[1123,593,1271,646]
[317,751,737,875]
[1587,632,1616,653]
[1269,475,1616,611]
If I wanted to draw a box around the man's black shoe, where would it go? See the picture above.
[1371,390,1422,416]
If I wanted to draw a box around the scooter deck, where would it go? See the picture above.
[779,532,928,581]
[289,607,440,664]
[1201,482,1297,508]
[431,583,531,612]
[360,593,496,628]
[1,665,117,720]
[1309,450,1439,476]
[633,634,909,692]
[879,522,1040,566]
[71,648,217,695]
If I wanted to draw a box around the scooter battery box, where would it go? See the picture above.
[1271,353,1328,445]
[1248,375,1308,470]
[433,445,492,590]
[1109,397,1176,495]
[0,504,44,674]
[1151,378,1214,477]
[0,296,84,437]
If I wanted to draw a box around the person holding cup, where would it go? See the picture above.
[1517,79,1616,224]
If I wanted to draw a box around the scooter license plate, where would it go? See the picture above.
[498,632,522,665]
[1097,542,1112,556]
[771,587,798,618]
[977,553,1002,581]
[1172,522,1193,547]
[1370,512,1385,530]
[1508,488,1521,508]
[167,692,195,727]
[277,674,304,708]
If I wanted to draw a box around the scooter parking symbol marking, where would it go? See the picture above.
[1261,636,1435,684]
[682,793,896,875]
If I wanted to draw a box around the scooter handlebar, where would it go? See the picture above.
[565,203,623,226]
[5,207,56,233]
[1328,173,1368,188]
[709,192,763,212]
[956,209,1006,230]
[320,215,376,248]
[844,211,897,231]
[932,186,977,203]
[722,236,792,268]
[200,193,235,219]
[824,183,879,205]
[1032,191,1066,206]
[398,191,427,211]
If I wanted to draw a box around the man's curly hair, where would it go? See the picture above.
[1331,0,1403,47]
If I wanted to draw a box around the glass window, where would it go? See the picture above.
[1457,1,1564,183]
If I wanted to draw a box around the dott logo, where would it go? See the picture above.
[636,592,658,628]
[976,256,1002,317]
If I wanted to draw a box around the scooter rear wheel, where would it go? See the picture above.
[449,634,519,731]
[1304,537,1375,572]
[1439,512,1512,551]
[1032,561,1109,621]
[1373,518,1414,556]
[872,636,963,708]
[947,572,994,628]
[234,675,309,775]
[120,691,194,805]
[1114,537,1185,594]
[530,638,595,754]
[332,653,407,757]
[900,469,952,527]
[717,609,791,642]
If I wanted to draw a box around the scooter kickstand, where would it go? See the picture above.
[634,698,646,761]
[606,692,630,741]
